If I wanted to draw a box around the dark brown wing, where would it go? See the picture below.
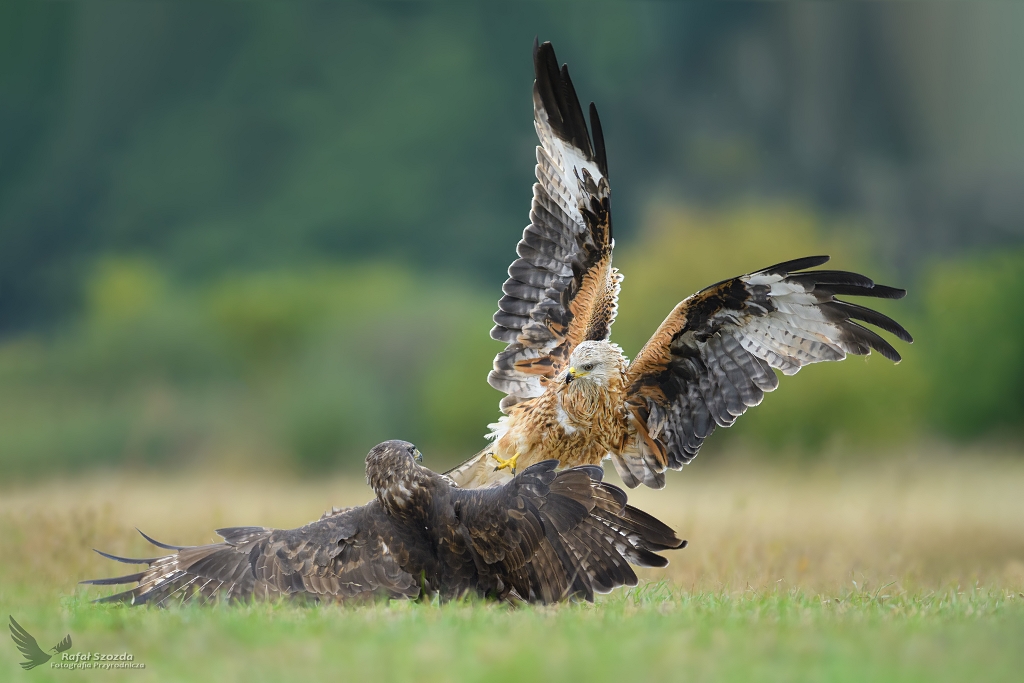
[489,41,620,413]
[452,461,684,603]
[619,256,912,486]
[82,505,419,605]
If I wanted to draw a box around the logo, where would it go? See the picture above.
[8,617,72,671]
[7,616,144,673]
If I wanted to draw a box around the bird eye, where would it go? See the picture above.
[582,363,594,371]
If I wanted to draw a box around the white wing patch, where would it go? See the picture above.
[555,401,577,434]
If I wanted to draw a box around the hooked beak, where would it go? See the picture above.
[413,448,423,463]
[565,366,579,385]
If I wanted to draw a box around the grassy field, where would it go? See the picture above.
[2,446,1023,682]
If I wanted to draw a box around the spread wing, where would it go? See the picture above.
[82,506,419,605]
[489,40,620,412]
[453,461,684,603]
[618,256,912,487]
[8,617,50,670]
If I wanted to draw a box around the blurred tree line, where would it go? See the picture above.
[0,205,1020,476]
[4,2,1024,329]
[1,2,1023,476]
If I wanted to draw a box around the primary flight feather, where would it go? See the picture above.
[447,41,912,490]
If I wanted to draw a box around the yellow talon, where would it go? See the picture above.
[492,453,520,474]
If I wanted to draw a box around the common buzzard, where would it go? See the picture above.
[447,41,912,489]
[84,441,684,605]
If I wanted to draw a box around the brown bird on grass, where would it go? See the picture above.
[83,440,684,606]
[447,41,912,490]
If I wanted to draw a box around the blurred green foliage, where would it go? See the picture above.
[0,1,656,329]
[0,205,1020,478]
[8,1,1024,333]
[3,2,1024,476]
[0,258,503,476]
[920,250,1024,439]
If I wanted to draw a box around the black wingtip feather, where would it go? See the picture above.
[786,270,875,288]
[589,102,608,177]
[827,283,907,300]
[560,64,590,156]
[845,321,903,362]
[761,255,830,275]
[871,285,907,300]
[631,547,670,568]
[80,571,147,586]
[93,548,160,565]
[832,300,914,343]
[533,40,598,166]
[137,528,186,550]
[534,42,563,131]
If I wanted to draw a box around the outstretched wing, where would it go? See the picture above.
[489,40,619,412]
[618,256,912,487]
[8,617,51,670]
[453,461,684,603]
[82,507,418,605]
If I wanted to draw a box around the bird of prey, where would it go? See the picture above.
[83,440,684,606]
[447,41,912,490]
[8,617,71,670]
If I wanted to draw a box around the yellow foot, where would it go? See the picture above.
[492,453,520,475]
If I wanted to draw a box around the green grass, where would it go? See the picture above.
[3,453,1023,681]
[2,586,1022,682]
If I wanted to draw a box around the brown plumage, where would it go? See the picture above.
[83,440,684,606]
[447,41,912,490]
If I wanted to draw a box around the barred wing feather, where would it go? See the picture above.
[489,40,620,413]
[80,510,419,606]
[623,256,912,478]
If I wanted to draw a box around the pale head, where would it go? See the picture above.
[563,340,626,389]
